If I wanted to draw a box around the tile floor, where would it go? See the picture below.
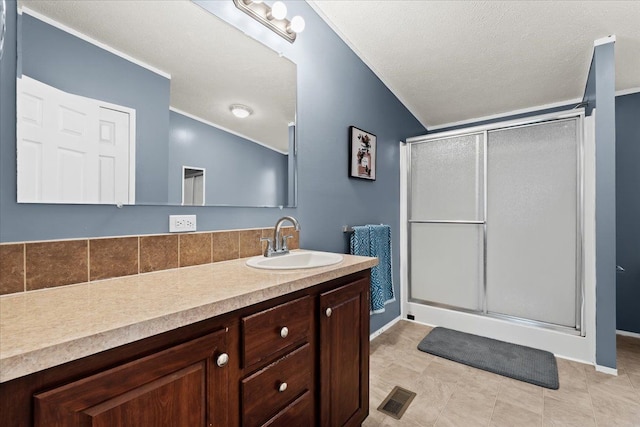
[364,320,640,426]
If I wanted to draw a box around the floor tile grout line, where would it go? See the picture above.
[578,362,597,426]
[587,382,599,427]
[430,375,456,426]
[487,379,501,426]
[542,387,546,425]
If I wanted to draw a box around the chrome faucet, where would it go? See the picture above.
[261,216,300,257]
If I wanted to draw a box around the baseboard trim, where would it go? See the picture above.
[616,329,640,339]
[370,316,402,341]
[554,354,593,366]
[595,365,618,376]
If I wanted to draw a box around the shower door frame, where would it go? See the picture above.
[405,109,585,336]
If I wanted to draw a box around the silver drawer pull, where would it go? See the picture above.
[325,307,332,318]
[280,326,289,338]
[278,382,288,393]
[216,353,229,368]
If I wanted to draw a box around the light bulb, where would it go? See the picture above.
[230,104,252,119]
[289,15,305,33]
[270,1,287,20]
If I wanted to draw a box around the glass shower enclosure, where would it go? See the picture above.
[407,111,584,334]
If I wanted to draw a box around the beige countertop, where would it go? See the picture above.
[0,251,377,383]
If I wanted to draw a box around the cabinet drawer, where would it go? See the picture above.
[261,390,313,427]
[242,343,312,427]
[242,295,311,367]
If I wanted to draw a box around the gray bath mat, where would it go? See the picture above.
[418,327,559,389]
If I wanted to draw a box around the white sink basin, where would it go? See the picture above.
[246,251,344,270]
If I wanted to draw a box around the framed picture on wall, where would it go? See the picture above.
[349,126,377,180]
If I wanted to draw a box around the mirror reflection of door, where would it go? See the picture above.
[182,167,205,206]
[17,76,135,205]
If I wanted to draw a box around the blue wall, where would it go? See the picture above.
[592,41,617,369]
[19,13,170,204]
[615,92,640,334]
[168,111,288,207]
[0,1,426,333]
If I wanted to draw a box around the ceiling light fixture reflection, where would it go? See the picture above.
[230,104,253,119]
[287,15,305,34]
[268,1,287,20]
[233,0,305,43]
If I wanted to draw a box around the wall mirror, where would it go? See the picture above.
[16,0,297,207]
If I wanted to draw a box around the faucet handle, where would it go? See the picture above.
[260,237,274,256]
[282,235,294,251]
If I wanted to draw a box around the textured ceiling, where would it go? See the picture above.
[19,0,296,153]
[309,1,640,129]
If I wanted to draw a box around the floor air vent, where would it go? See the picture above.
[377,386,417,420]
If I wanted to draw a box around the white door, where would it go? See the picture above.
[98,107,132,204]
[17,76,135,204]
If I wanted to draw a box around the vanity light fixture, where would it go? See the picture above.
[288,15,305,34]
[233,0,305,43]
[230,104,253,119]
[268,1,287,20]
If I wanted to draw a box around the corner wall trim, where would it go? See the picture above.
[370,315,402,341]
[616,87,640,97]
[595,365,618,376]
[594,35,616,47]
[20,7,171,79]
[616,329,640,339]
[426,97,582,132]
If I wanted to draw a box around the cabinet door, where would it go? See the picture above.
[319,277,370,427]
[34,329,229,427]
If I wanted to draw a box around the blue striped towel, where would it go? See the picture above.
[350,224,394,313]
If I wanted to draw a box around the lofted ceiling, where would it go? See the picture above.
[308,1,640,129]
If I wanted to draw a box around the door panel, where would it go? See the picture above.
[319,278,369,427]
[410,223,483,311]
[410,133,484,221]
[486,120,578,327]
[34,329,228,427]
[98,107,131,204]
[17,76,134,204]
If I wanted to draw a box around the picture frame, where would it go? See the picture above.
[349,126,376,180]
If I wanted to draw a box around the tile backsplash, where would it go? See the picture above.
[0,245,24,295]
[0,227,299,296]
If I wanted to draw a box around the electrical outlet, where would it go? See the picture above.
[169,215,197,232]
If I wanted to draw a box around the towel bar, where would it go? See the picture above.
[343,224,385,233]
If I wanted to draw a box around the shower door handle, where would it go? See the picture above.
[616,265,625,272]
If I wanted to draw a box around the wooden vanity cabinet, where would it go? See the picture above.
[0,270,370,427]
[240,295,315,426]
[33,329,230,427]
[319,276,370,427]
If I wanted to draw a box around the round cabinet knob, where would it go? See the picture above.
[216,353,229,368]
[278,382,288,393]
[325,307,333,318]
[280,326,289,338]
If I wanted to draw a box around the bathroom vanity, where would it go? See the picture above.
[0,253,377,426]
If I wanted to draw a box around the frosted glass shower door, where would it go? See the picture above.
[486,119,579,327]
[409,133,484,311]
